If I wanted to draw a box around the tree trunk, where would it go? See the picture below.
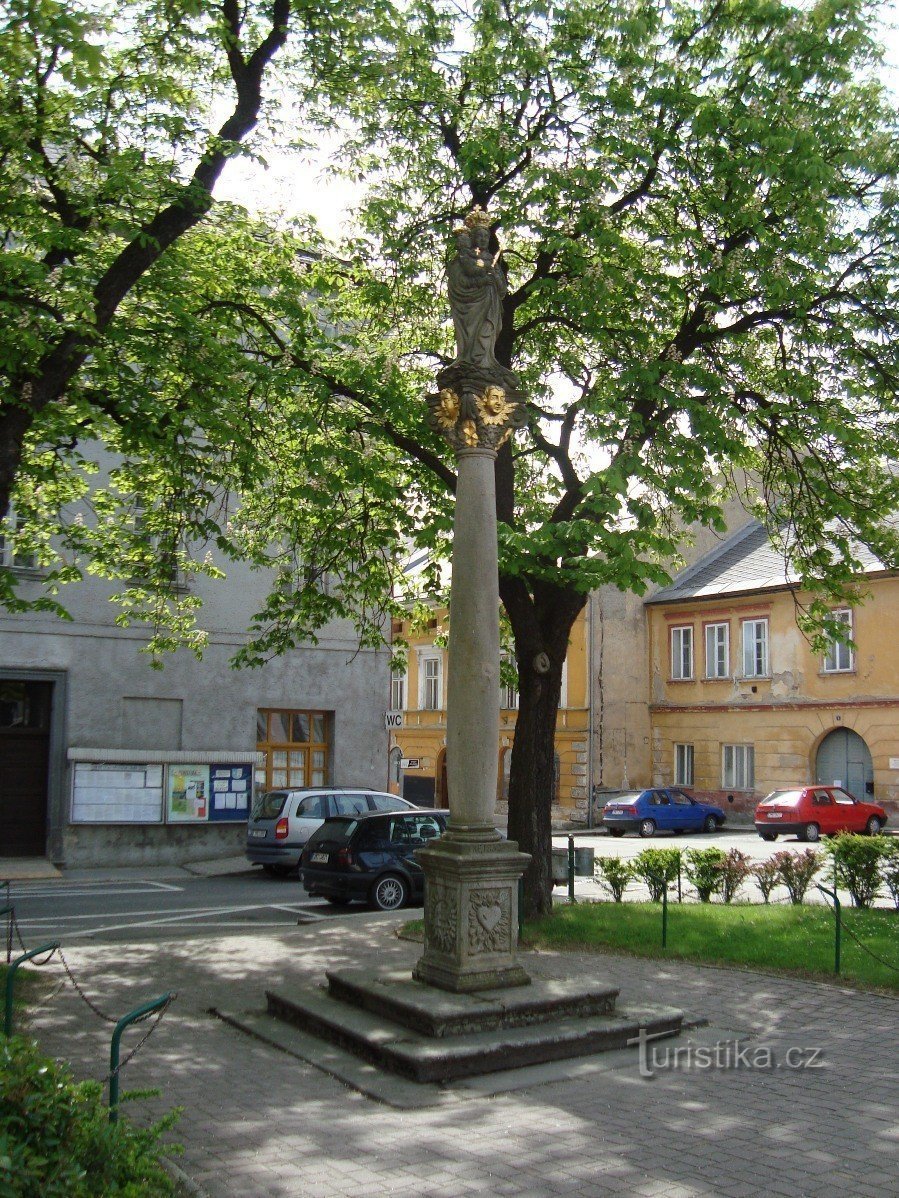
[500,574,586,916]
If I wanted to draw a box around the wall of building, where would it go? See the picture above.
[0,451,390,866]
[646,576,899,818]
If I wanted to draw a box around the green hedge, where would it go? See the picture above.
[0,1036,178,1197]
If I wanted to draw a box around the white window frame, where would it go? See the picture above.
[0,507,37,571]
[419,654,442,711]
[741,618,769,678]
[674,743,694,787]
[822,609,854,673]
[670,625,694,680]
[390,664,407,711]
[722,743,755,790]
[704,622,730,679]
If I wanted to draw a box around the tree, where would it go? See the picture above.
[297,0,899,913]
[0,0,420,656]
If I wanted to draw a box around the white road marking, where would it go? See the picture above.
[16,902,326,939]
[4,881,183,898]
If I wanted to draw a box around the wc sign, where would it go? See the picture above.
[385,711,404,730]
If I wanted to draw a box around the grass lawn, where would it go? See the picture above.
[521,902,899,991]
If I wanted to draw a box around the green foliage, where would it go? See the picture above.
[824,833,889,909]
[594,856,633,902]
[684,848,727,903]
[0,1036,179,1197]
[752,857,781,904]
[773,848,822,905]
[881,842,899,910]
[632,848,682,902]
[718,848,753,904]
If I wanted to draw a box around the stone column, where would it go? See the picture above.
[413,208,531,992]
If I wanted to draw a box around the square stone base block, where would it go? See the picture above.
[412,833,531,993]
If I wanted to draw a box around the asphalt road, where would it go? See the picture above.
[4,869,341,947]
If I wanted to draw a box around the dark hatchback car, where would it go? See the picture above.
[300,809,448,911]
[602,788,727,838]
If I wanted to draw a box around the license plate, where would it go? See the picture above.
[767,813,783,819]
[250,829,266,838]
[311,852,329,864]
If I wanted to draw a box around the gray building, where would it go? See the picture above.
[0,459,390,868]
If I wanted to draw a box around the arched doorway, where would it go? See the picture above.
[388,746,403,795]
[815,728,874,800]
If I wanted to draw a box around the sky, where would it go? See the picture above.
[214,6,899,242]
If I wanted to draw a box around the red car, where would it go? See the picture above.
[754,786,887,842]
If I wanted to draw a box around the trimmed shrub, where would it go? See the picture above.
[773,849,821,905]
[881,842,899,910]
[824,833,888,909]
[752,858,780,904]
[684,848,726,903]
[718,848,753,904]
[594,857,633,902]
[0,1035,178,1197]
[632,848,682,902]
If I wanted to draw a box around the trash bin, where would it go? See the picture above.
[551,846,595,884]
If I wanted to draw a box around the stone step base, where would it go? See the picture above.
[325,967,619,1036]
[266,980,684,1084]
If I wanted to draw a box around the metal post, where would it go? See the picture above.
[662,885,668,948]
[1,902,13,965]
[4,942,59,1037]
[109,994,172,1122]
[817,885,841,976]
[567,835,576,904]
[677,860,682,904]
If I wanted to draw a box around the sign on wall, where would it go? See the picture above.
[71,763,164,824]
[165,764,210,822]
[385,710,404,730]
[208,763,252,822]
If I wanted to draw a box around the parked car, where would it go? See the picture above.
[754,786,887,842]
[300,809,448,909]
[246,788,419,875]
[602,789,726,838]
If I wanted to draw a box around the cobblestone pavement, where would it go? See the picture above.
[23,912,899,1198]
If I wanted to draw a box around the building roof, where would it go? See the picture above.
[648,519,891,604]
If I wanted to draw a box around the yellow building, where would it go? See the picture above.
[387,607,592,824]
[644,521,899,822]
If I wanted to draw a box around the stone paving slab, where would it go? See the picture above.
[21,914,899,1198]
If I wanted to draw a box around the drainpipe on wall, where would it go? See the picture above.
[587,590,597,828]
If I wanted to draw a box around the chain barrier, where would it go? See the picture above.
[3,896,177,1086]
[109,993,176,1081]
[816,886,899,975]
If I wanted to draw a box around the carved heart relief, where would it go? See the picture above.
[476,903,503,933]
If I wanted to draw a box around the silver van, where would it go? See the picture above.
[246,787,418,875]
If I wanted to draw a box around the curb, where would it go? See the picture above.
[162,1155,213,1198]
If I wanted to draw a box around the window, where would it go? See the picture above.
[674,744,694,787]
[722,744,755,790]
[0,508,37,571]
[704,623,730,679]
[671,626,694,680]
[420,655,442,710]
[822,610,854,673]
[390,664,407,710]
[500,653,519,708]
[255,708,329,793]
[133,499,184,588]
[741,619,769,677]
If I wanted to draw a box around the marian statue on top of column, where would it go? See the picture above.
[446,207,509,377]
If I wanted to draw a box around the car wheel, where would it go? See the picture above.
[802,823,820,843]
[760,832,778,842]
[638,819,656,839]
[703,815,718,833]
[370,874,408,911]
[609,829,625,838]
[325,895,352,906]
[865,816,882,836]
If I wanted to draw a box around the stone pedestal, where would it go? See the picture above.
[413,835,531,992]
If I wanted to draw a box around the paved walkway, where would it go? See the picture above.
[18,891,898,1198]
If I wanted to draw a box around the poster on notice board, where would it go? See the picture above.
[165,764,210,822]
